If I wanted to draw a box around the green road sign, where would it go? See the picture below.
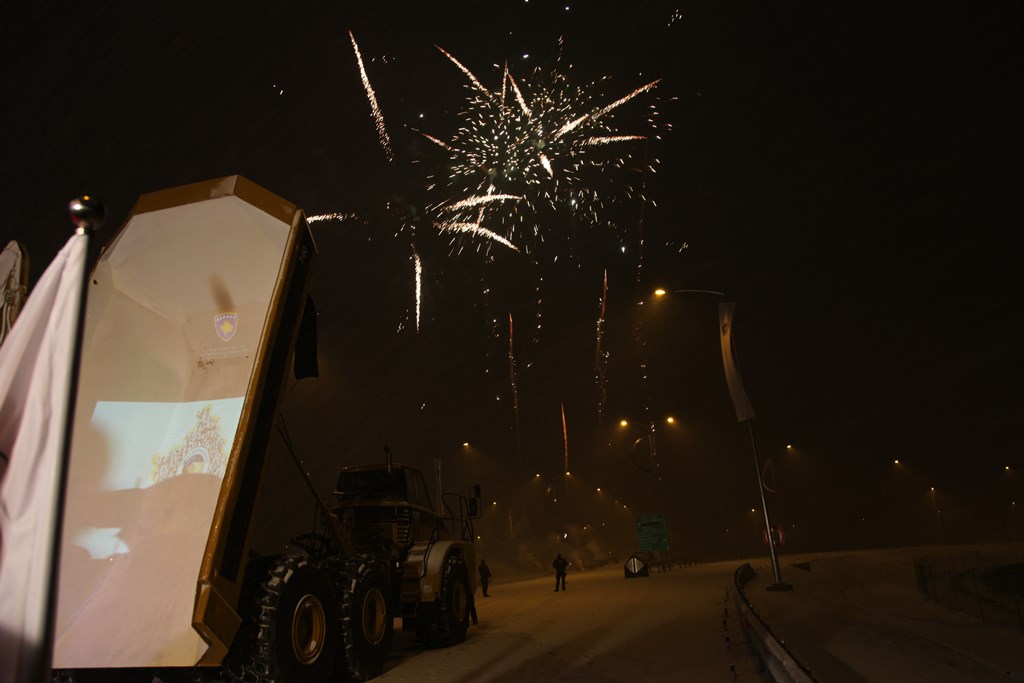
[636,513,668,552]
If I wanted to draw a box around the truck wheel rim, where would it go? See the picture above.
[362,587,388,646]
[452,581,467,621]
[292,594,326,664]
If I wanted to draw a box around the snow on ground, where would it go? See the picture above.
[376,561,765,682]
[743,544,1024,682]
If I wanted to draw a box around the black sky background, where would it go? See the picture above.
[2,1,1021,561]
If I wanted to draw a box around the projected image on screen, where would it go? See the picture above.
[92,398,242,490]
[68,398,242,560]
[55,398,244,667]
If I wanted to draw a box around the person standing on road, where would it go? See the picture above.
[479,558,493,597]
[552,553,568,592]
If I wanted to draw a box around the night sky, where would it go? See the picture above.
[2,1,1021,562]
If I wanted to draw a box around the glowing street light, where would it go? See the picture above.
[618,416,676,483]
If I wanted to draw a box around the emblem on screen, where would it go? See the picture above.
[215,313,238,341]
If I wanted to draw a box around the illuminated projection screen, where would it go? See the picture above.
[54,182,292,668]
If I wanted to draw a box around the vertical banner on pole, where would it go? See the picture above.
[719,303,755,422]
[0,233,88,683]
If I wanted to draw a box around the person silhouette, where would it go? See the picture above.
[478,558,493,597]
[552,553,568,591]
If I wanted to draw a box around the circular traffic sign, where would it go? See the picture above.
[762,526,786,546]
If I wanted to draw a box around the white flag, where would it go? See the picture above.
[0,233,87,683]
[719,302,755,422]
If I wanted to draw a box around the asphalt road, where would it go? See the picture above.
[374,561,766,683]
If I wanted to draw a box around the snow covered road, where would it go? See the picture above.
[375,561,763,682]
[743,547,1024,682]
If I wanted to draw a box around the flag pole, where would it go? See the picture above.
[39,197,105,679]
[718,301,791,591]
[653,288,792,591]
[746,417,790,590]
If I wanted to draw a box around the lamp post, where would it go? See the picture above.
[760,444,794,494]
[618,417,677,511]
[618,417,675,569]
[652,287,791,591]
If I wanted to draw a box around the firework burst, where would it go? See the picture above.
[343,29,665,367]
[427,45,662,257]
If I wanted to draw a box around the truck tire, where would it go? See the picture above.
[416,554,471,647]
[338,554,393,681]
[222,555,276,681]
[254,552,339,683]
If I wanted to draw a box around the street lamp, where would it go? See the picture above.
[760,443,795,494]
[533,472,560,502]
[618,416,676,502]
[651,286,791,590]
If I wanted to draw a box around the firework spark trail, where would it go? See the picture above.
[306,212,361,224]
[350,30,393,162]
[584,135,647,146]
[478,266,499,371]
[533,273,543,345]
[436,222,520,252]
[445,194,523,211]
[553,80,661,141]
[421,133,450,150]
[592,80,662,120]
[505,71,531,116]
[500,63,507,108]
[539,154,554,177]
[633,138,653,423]
[435,45,493,98]
[509,312,523,469]
[595,269,609,421]
[413,248,422,333]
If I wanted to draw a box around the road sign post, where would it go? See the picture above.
[636,513,668,552]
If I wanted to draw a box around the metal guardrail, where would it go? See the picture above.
[733,563,817,683]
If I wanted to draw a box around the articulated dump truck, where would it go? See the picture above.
[52,176,481,682]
